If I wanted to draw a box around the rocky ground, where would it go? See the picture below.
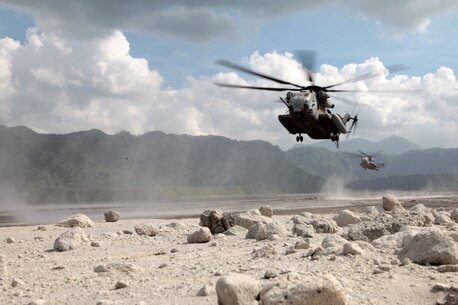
[0,195,458,305]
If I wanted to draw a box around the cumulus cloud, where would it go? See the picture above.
[0,29,457,149]
[1,1,457,41]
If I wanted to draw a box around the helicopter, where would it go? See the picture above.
[346,151,385,171]
[214,51,411,147]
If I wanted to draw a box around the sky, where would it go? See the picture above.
[0,1,458,150]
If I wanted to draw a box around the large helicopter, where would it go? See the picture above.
[215,51,411,147]
[346,151,385,171]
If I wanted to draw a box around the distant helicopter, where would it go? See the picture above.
[346,151,385,171]
[215,51,411,147]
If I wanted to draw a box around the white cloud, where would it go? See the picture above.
[0,29,457,149]
[1,1,457,42]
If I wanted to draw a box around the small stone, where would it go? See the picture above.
[91,241,101,247]
[259,206,273,217]
[285,247,297,255]
[36,226,47,231]
[134,223,159,237]
[432,283,452,292]
[400,258,411,266]
[122,230,133,235]
[158,263,167,269]
[5,237,15,243]
[210,242,217,247]
[295,239,311,250]
[56,213,94,228]
[27,300,46,305]
[52,266,66,270]
[104,210,121,222]
[343,242,364,256]
[437,265,458,273]
[264,270,277,279]
[94,265,109,273]
[187,227,212,243]
[115,281,128,289]
[170,248,178,253]
[11,278,25,287]
[197,284,213,296]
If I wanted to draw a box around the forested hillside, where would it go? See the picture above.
[0,125,321,203]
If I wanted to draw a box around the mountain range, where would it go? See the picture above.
[0,125,456,204]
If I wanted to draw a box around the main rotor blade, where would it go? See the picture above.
[329,95,368,107]
[216,59,304,89]
[327,89,418,93]
[294,50,316,84]
[214,83,302,92]
[324,64,410,89]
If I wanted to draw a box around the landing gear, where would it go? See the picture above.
[331,134,339,148]
[296,135,303,142]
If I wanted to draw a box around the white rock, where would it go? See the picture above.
[260,272,346,305]
[321,235,347,249]
[223,226,248,236]
[451,208,458,222]
[292,223,314,237]
[134,223,159,236]
[5,237,15,243]
[295,239,311,250]
[342,242,364,256]
[56,214,94,228]
[259,206,273,218]
[382,194,404,211]
[216,273,262,305]
[53,227,89,251]
[306,218,339,234]
[333,209,362,227]
[187,227,212,243]
[197,284,213,296]
[252,245,279,259]
[245,220,287,241]
[399,228,458,265]
[27,300,46,305]
[233,209,272,229]
[435,214,452,225]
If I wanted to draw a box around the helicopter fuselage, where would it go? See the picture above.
[277,90,351,144]
[360,157,384,171]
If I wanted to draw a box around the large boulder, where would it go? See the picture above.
[216,273,262,305]
[371,226,423,249]
[246,221,287,241]
[347,209,434,242]
[398,228,458,265]
[260,273,346,305]
[409,204,435,225]
[382,194,404,211]
[233,209,272,229]
[333,210,362,227]
[199,210,235,234]
[187,227,212,243]
[53,227,89,251]
[56,214,94,228]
